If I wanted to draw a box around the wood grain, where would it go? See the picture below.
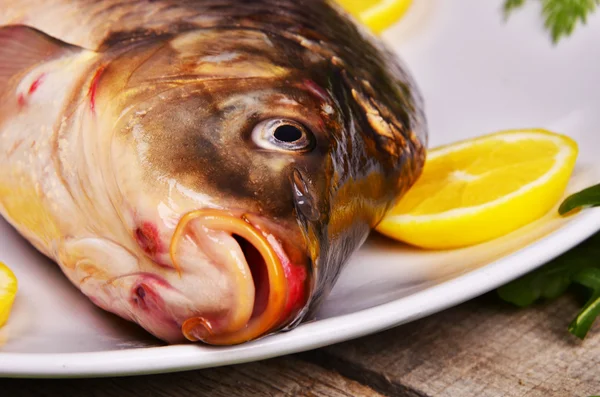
[0,356,384,397]
[304,293,600,397]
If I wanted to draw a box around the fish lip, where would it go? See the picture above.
[242,213,312,328]
[171,209,299,345]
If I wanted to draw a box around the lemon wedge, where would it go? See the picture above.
[0,262,18,327]
[335,0,413,34]
[377,129,579,249]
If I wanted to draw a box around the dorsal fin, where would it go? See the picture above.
[0,25,82,91]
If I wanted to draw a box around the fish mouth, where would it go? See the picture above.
[169,209,293,345]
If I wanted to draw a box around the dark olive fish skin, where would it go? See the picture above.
[0,0,426,342]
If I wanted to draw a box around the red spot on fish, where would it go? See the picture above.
[16,73,46,108]
[133,284,149,310]
[88,66,106,113]
[135,222,162,257]
[130,276,184,342]
[28,73,45,95]
[131,276,172,311]
[281,259,308,320]
[17,93,26,107]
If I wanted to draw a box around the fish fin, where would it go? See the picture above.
[0,25,81,91]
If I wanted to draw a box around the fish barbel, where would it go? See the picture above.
[0,0,427,344]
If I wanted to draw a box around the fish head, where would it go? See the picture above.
[89,26,426,344]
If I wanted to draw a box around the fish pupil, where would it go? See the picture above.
[274,124,303,143]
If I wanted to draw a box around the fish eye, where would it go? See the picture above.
[252,119,315,153]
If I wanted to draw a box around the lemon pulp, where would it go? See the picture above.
[377,129,579,249]
[334,0,413,34]
[0,262,18,328]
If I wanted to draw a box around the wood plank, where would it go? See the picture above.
[306,293,600,397]
[0,356,385,397]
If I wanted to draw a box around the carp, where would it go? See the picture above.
[0,0,427,344]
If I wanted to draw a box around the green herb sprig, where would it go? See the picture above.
[504,0,600,43]
[497,184,600,339]
[559,183,600,214]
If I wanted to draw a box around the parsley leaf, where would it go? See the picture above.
[543,0,600,42]
[559,183,600,215]
[504,0,600,43]
[497,232,600,339]
[498,183,600,339]
[504,0,527,16]
[569,267,600,338]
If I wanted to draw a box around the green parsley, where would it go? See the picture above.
[504,0,527,14]
[504,0,600,43]
[559,183,600,215]
[498,232,600,339]
[497,184,600,339]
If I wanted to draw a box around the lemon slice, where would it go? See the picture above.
[377,129,579,249]
[0,262,18,327]
[335,0,413,34]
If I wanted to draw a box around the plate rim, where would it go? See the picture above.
[2,209,599,378]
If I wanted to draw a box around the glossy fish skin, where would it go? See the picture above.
[0,0,427,344]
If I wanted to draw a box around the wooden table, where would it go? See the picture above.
[3,245,600,396]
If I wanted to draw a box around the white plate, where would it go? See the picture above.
[1,0,600,377]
